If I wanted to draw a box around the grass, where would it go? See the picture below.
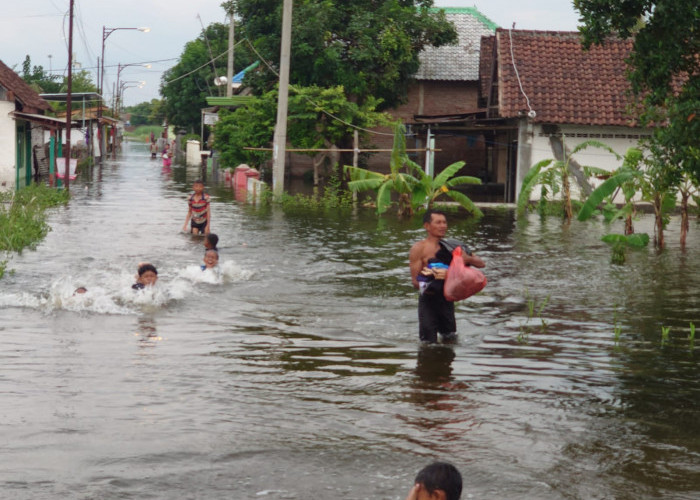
[0,183,69,278]
[124,125,166,143]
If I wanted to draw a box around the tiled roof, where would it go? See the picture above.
[415,7,498,81]
[493,29,636,126]
[0,59,51,113]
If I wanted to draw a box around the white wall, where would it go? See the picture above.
[517,122,651,203]
[0,101,16,191]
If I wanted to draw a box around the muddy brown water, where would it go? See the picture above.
[1,142,699,499]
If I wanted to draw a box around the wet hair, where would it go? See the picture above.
[414,462,462,500]
[137,263,158,276]
[423,209,447,224]
[193,179,204,186]
[205,233,219,249]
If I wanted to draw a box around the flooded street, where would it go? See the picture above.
[1,142,699,499]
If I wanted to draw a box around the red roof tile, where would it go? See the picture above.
[0,59,51,113]
[493,29,636,126]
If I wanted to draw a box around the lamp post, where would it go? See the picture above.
[98,26,149,161]
[114,63,150,114]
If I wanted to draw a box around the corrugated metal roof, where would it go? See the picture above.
[415,7,498,82]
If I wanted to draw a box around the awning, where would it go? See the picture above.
[10,111,78,129]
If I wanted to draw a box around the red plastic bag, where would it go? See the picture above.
[444,246,487,302]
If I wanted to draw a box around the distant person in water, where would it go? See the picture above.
[404,462,463,500]
[182,179,211,235]
[73,287,87,295]
[201,249,219,271]
[132,263,158,290]
[204,233,218,252]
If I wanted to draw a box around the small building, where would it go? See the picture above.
[476,29,646,202]
[0,59,68,191]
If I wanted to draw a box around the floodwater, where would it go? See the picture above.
[1,142,699,500]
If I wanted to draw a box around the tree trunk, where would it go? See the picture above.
[312,154,326,186]
[624,214,634,235]
[562,171,573,222]
[680,190,689,249]
[653,192,665,249]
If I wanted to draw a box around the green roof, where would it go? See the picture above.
[431,6,498,32]
[205,95,254,107]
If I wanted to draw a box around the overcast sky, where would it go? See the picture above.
[1,1,580,107]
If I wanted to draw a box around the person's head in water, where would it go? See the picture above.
[409,462,462,500]
[73,287,87,295]
[204,233,218,251]
[136,263,158,287]
[422,209,448,239]
[202,249,219,269]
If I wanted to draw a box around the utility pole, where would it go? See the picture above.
[64,0,74,192]
[226,7,234,98]
[272,0,293,197]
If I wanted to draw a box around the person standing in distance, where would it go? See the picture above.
[409,210,485,343]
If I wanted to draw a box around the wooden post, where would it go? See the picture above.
[272,0,293,197]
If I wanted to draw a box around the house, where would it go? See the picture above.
[475,29,647,202]
[389,7,497,173]
[282,7,498,180]
[0,59,70,191]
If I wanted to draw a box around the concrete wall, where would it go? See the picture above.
[517,122,651,203]
[0,101,16,191]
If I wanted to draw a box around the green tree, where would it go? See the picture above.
[161,22,254,132]
[213,90,278,168]
[125,99,165,126]
[213,85,388,173]
[225,0,457,109]
[575,0,700,181]
[18,55,61,94]
[286,85,389,184]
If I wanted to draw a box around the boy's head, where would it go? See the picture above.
[203,249,219,269]
[204,233,219,250]
[73,287,87,295]
[137,263,158,286]
[193,179,204,193]
[414,462,462,500]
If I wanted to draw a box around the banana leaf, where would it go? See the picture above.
[517,159,554,216]
[577,170,641,221]
[445,190,484,218]
[433,161,465,187]
[376,181,393,214]
[447,175,482,187]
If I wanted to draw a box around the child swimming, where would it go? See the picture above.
[201,249,219,271]
[132,263,158,290]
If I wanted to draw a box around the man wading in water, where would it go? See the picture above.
[409,209,485,343]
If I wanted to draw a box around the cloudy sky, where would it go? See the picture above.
[1,1,580,106]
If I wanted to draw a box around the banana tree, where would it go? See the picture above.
[345,122,482,217]
[408,160,483,217]
[344,122,419,216]
[517,138,621,222]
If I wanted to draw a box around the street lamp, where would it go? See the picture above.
[114,63,151,114]
[98,26,149,160]
[118,80,146,113]
[100,27,149,97]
